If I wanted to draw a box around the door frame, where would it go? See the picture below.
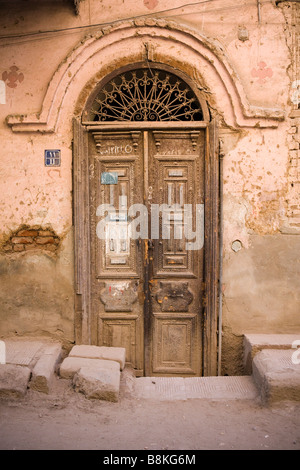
[73,118,220,376]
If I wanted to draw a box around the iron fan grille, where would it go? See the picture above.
[90,69,204,122]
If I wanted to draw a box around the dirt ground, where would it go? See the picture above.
[0,369,299,453]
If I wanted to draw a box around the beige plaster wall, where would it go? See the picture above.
[0,0,299,372]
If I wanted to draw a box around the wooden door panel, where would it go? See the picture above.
[151,157,198,277]
[148,130,205,376]
[94,160,139,277]
[152,313,198,374]
[89,131,144,372]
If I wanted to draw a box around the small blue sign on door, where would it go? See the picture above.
[45,149,61,167]
[101,172,118,184]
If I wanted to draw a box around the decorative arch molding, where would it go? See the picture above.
[6,18,284,133]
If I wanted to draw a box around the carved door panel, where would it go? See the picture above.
[89,131,145,375]
[146,130,205,376]
[89,129,205,376]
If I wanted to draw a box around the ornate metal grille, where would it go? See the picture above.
[90,69,203,121]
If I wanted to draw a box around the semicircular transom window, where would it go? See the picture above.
[89,69,204,122]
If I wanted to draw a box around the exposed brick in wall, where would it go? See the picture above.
[282,2,300,229]
[286,111,300,228]
[2,226,60,254]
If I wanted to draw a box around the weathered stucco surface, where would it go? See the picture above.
[0,0,299,373]
[0,231,74,344]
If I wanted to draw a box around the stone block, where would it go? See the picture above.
[59,356,120,379]
[0,364,31,398]
[69,345,126,370]
[252,349,300,405]
[243,334,300,374]
[73,363,121,402]
[30,343,62,393]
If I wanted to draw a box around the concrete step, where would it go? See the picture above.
[252,349,300,405]
[134,376,259,401]
[243,334,300,374]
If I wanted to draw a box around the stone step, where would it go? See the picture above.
[243,334,300,374]
[59,356,121,402]
[68,345,126,370]
[59,346,126,402]
[252,349,300,405]
[59,356,120,378]
[134,376,259,401]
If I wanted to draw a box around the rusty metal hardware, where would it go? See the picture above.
[148,239,154,249]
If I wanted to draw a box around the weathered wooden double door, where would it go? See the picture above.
[88,128,205,376]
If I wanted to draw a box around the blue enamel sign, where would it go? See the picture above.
[45,150,61,167]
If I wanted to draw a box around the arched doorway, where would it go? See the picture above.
[73,63,219,377]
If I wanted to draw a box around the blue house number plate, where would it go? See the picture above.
[45,150,61,167]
